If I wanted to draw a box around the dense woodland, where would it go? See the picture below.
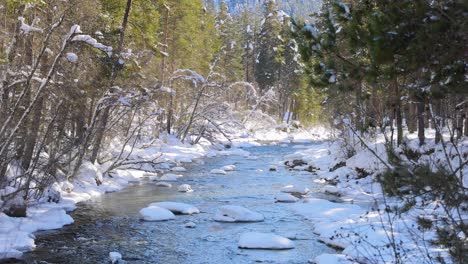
[0,0,320,210]
[0,0,467,254]
[295,0,467,146]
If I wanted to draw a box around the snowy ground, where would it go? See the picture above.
[281,129,467,264]
[0,126,329,260]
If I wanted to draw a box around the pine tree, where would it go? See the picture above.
[254,0,282,92]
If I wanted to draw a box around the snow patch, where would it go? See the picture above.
[139,205,175,221]
[150,202,199,215]
[213,205,264,222]
[238,232,295,249]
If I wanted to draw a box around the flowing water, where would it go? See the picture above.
[20,143,336,264]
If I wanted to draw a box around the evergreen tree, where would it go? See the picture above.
[254,0,282,92]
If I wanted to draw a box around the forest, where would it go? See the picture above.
[0,0,466,263]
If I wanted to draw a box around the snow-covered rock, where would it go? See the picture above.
[60,181,74,193]
[171,166,186,172]
[280,185,309,195]
[159,173,182,181]
[148,175,159,181]
[210,169,227,175]
[274,193,299,203]
[139,206,175,221]
[213,205,264,222]
[283,153,303,161]
[177,184,193,192]
[238,232,295,249]
[155,182,172,187]
[221,165,236,171]
[323,185,341,196]
[269,165,278,171]
[150,202,200,215]
[109,251,122,264]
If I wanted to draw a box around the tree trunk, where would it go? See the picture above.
[21,97,43,170]
[464,107,468,137]
[90,108,110,163]
[434,100,442,144]
[167,94,173,134]
[393,79,403,146]
[407,102,417,133]
[417,101,425,145]
[355,82,363,132]
[456,109,463,139]
[89,0,133,163]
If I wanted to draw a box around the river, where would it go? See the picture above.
[21,143,336,263]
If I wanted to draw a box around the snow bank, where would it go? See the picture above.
[292,198,363,222]
[213,205,264,222]
[150,202,200,215]
[0,207,73,259]
[286,130,463,263]
[238,232,295,249]
[139,206,175,221]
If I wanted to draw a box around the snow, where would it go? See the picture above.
[221,165,236,171]
[72,34,112,55]
[155,182,172,187]
[0,207,73,259]
[302,24,318,39]
[171,166,186,172]
[210,169,227,175]
[18,16,42,34]
[139,205,175,221]
[213,205,264,222]
[66,52,78,63]
[292,198,363,222]
[238,232,295,249]
[323,185,341,196]
[280,185,309,195]
[274,193,299,203]
[177,184,193,192]
[150,202,200,215]
[315,254,355,264]
[109,251,122,263]
[159,173,182,181]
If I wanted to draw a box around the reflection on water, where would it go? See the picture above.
[21,143,335,264]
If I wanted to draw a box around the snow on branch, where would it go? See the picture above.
[170,69,206,88]
[18,16,43,34]
[72,27,113,56]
